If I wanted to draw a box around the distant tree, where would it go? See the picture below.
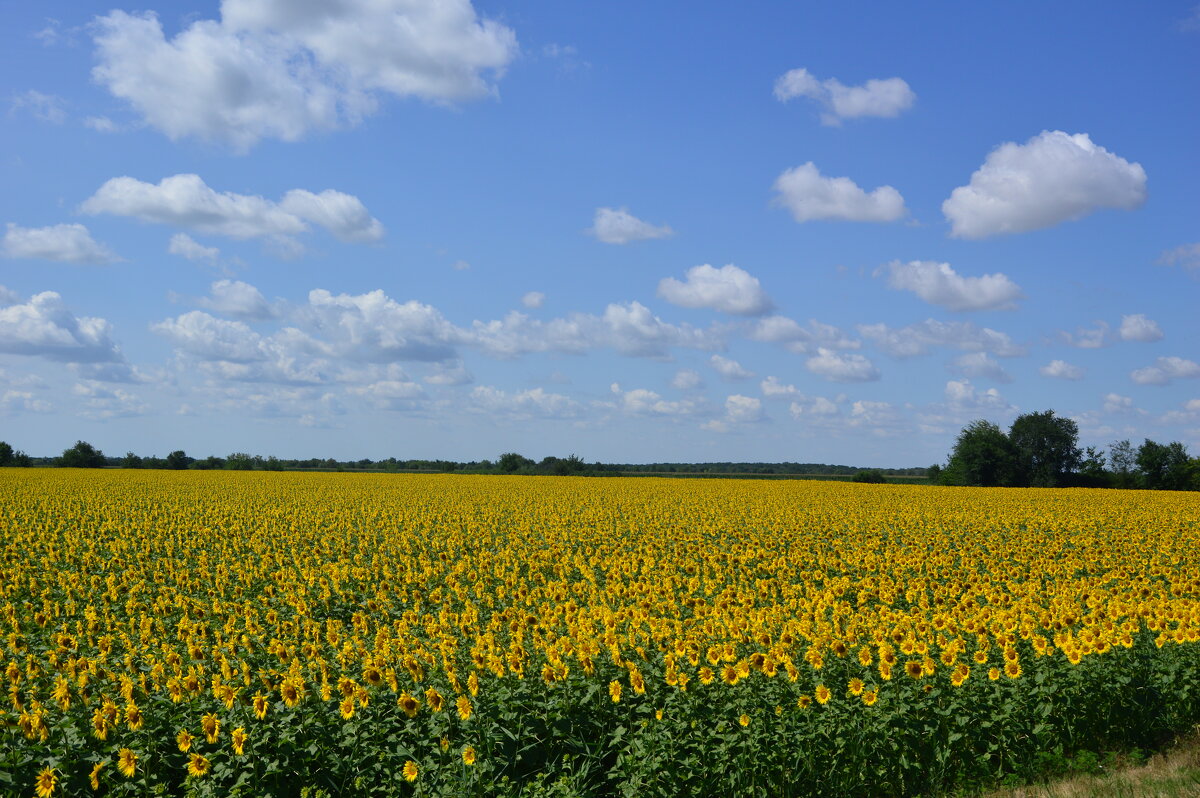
[1073,446,1109,487]
[262,456,283,471]
[11,450,31,467]
[1008,410,1080,487]
[121,451,144,469]
[225,453,255,471]
[58,440,107,468]
[942,420,1014,487]
[1137,439,1194,490]
[1108,439,1138,489]
[166,450,192,470]
[498,452,533,473]
[925,464,942,484]
[852,469,887,484]
[0,441,12,466]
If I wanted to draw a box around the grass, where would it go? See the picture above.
[976,729,1200,798]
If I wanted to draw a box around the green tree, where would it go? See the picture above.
[165,450,192,470]
[0,441,12,466]
[1137,439,1195,490]
[941,420,1014,487]
[1108,439,1138,489]
[58,440,107,468]
[497,452,533,473]
[121,451,144,468]
[1008,410,1080,487]
[225,452,255,471]
[852,469,888,484]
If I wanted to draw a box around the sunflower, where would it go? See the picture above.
[973,650,989,664]
[176,729,194,752]
[988,667,1001,681]
[848,677,864,696]
[187,753,211,778]
[699,667,715,685]
[951,665,970,687]
[91,709,110,741]
[630,670,646,695]
[1004,661,1022,679]
[467,672,480,696]
[117,748,138,778]
[88,762,105,791]
[738,713,750,727]
[232,726,247,755]
[398,692,420,717]
[34,767,56,798]
[457,695,472,720]
[403,761,419,782]
[124,702,144,731]
[857,646,874,667]
[462,746,477,766]
[363,666,383,687]
[608,680,622,703]
[861,690,878,707]
[253,693,269,720]
[280,679,303,708]
[721,665,739,686]
[815,684,831,704]
[797,695,812,709]
[905,661,924,680]
[339,698,355,719]
[201,712,220,743]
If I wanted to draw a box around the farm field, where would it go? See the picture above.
[3,470,1200,797]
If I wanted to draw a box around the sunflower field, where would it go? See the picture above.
[3,469,1200,797]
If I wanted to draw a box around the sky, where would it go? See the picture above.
[1,2,1198,466]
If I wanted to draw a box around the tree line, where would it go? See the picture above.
[930,410,1199,490]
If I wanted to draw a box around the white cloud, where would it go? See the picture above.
[671,369,704,391]
[198,280,276,321]
[1103,393,1134,413]
[588,207,673,244]
[424,361,472,386]
[1160,243,1200,272]
[151,311,270,363]
[858,319,1025,358]
[10,90,66,124]
[0,291,123,363]
[84,116,119,133]
[1039,359,1085,380]
[944,379,1012,412]
[2,390,52,415]
[451,260,470,271]
[949,352,1012,383]
[789,395,841,419]
[750,316,859,354]
[709,354,754,381]
[773,68,915,125]
[806,348,880,382]
[72,381,150,419]
[760,376,801,399]
[2,223,119,264]
[82,174,383,244]
[168,233,220,263]
[346,379,427,410]
[469,385,581,420]
[1118,313,1164,343]
[0,286,18,305]
[91,3,516,151]
[723,394,763,424]
[302,289,460,363]
[1063,321,1110,349]
[611,384,704,418]
[657,264,772,315]
[881,260,1022,311]
[521,291,545,309]
[943,131,1147,239]
[772,162,905,223]
[1131,357,1200,386]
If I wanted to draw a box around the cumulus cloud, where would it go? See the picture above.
[198,280,276,321]
[168,233,220,263]
[1039,359,1085,380]
[588,207,673,244]
[858,319,1025,358]
[469,385,581,420]
[1160,243,1200,273]
[72,381,150,419]
[91,2,517,151]
[944,379,1012,412]
[610,383,704,418]
[521,291,545,309]
[10,90,67,124]
[881,260,1022,311]
[773,68,915,125]
[2,223,119,264]
[1131,357,1200,386]
[0,286,18,305]
[657,264,772,315]
[760,376,801,398]
[943,131,1147,239]
[1103,393,1134,413]
[1062,321,1110,349]
[1118,314,1164,342]
[772,162,905,223]
[0,291,123,363]
[671,369,704,391]
[83,174,383,244]
[949,352,1012,383]
[346,378,427,410]
[710,354,754,381]
[788,395,842,420]
[723,394,763,424]
[806,348,880,382]
[750,316,859,354]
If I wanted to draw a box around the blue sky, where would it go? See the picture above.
[1,1,1198,465]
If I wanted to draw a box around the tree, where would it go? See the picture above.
[852,469,887,484]
[1008,410,1080,487]
[58,440,106,468]
[497,452,533,473]
[1137,439,1195,490]
[166,450,192,470]
[941,420,1014,487]
[121,451,144,469]
[225,453,255,471]
[0,441,12,467]
[1108,439,1137,489]
[1074,446,1109,487]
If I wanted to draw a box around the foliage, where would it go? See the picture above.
[1137,440,1198,491]
[166,451,193,470]
[3,471,1200,796]
[851,469,888,484]
[1008,411,1081,488]
[56,440,107,468]
[942,420,1014,487]
[0,441,12,467]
